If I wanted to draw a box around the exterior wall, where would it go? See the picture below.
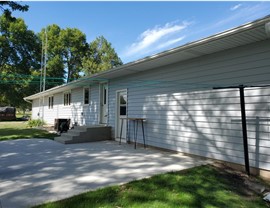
[30,39,270,171]
[67,87,83,125]
[108,39,270,171]
[31,93,63,125]
[31,98,40,120]
[83,85,100,125]
[31,85,100,126]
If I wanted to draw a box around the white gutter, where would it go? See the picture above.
[23,98,32,104]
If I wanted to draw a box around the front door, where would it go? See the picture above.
[100,83,108,124]
[116,90,127,140]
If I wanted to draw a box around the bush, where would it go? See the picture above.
[27,119,46,128]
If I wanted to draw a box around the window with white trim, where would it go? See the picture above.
[64,92,71,106]
[84,87,90,105]
[48,96,54,109]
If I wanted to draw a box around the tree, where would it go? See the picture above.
[82,36,122,75]
[39,29,122,84]
[39,26,88,84]
[0,15,40,108]
[0,16,40,72]
[39,25,65,88]
[0,13,123,108]
[60,28,88,82]
[0,1,29,20]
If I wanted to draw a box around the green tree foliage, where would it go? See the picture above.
[39,26,88,83]
[60,28,88,82]
[82,36,122,75]
[0,12,122,109]
[0,1,29,20]
[39,29,122,83]
[0,15,40,109]
[39,25,65,88]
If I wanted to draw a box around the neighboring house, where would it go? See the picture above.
[25,16,270,175]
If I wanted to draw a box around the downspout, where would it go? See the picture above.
[42,96,45,122]
[23,98,33,119]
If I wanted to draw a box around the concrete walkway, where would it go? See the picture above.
[0,139,208,208]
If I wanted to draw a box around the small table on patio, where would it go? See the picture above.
[119,117,146,149]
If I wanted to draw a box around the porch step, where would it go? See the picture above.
[54,125,111,144]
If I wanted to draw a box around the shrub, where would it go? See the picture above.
[27,119,46,128]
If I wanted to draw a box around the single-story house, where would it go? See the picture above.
[25,16,270,177]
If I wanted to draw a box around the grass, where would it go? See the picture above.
[0,121,57,141]
[34,165,268,208]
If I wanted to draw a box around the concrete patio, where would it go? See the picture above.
[0,139,209,208]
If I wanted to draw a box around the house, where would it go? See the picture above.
[24,16,270,177]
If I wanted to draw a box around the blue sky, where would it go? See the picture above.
[13,1,270,63]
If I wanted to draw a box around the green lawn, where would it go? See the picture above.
[0,121,56,141]
[34,165,267,208]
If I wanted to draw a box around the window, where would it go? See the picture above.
[48,96,54,109]
[119,94,127,116]
[84,87,90,105]
[103,87,107,105]
[64,92,71,106]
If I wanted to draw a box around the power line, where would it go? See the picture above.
[0,74,65,80]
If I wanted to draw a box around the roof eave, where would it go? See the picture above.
[24,15,270,101]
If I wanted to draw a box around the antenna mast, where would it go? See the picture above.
[43,28,48,91]
[39,34,44,93]
[39,28,48,120]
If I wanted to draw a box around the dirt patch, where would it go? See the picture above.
[211,162,270,204]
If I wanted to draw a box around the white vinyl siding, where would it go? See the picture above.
[84,85,99,125]
[30,39,270,171]
[108,39,270,170]
[31,99,40,120]
[31,86,100,126]
[70,88,83,125]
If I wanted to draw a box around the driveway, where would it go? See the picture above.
[0,139,208,208]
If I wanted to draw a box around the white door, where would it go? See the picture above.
[116,90,127,140]
[100,83,108,124]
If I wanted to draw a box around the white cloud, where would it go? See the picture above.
[156,36,186,50]
[123,21,190,58]
[230,4,242,11]
[214,3,270,28]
